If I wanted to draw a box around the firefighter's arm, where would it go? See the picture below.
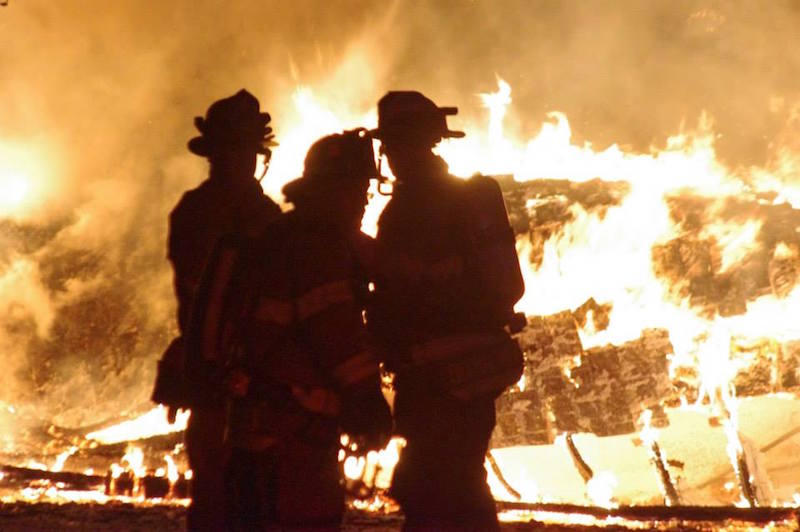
[289,267,392,448]
[332,352,392,451]
[151,336,191,411]
[350,232,462,282]
[290,386,340,417]
[241,298,341,416]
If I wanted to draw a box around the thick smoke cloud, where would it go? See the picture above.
[0,0,798,441]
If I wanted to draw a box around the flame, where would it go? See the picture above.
[514,372,526,392]
[6,76,800,507]
[377,437,405,472]
[84,405,189,444]
[24,460,47,471]
[341,436,404,490]
[637,409,659,449]
[51,446,78,473]
[438,80,800,402]
[164,454,179,485]
[10,485,189,506]
[343,455,366,480]
[109,462,124,479]
[121,445,146,479]
[701,219,762,274]
[256,86,389,236]
[695,323,737,408]
[259,87,377,201]
[585,471,618,508]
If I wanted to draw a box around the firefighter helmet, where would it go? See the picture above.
[370,90,464,147]
[282,129,377,201]
[188,89,277,157]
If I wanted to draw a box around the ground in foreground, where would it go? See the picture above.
[0,502,797,531]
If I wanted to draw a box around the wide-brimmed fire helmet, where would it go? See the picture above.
[281,129,378,202]
[370,91,464,147]
[188,89,277,157]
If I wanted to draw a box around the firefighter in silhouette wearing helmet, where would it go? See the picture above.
[368,91,525,531]
[152,89,281,531]
[192,130,392,530]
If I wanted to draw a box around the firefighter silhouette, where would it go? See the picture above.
[152,89,280,532]
[189,130,391,529]
[368,91,525,531]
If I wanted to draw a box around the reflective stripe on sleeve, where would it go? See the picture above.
[331,351,378,387]
[295,280,354,320]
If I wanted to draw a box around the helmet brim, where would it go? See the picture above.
[282,174,372,202]
[187,136,277,157]
[367,127,465,141]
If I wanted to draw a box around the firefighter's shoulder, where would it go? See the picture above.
[246,211,296,255]
[168,180,221,224]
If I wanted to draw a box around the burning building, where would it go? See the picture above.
[2,1,800,530]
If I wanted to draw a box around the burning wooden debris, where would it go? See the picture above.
[0,404,193,506]
[495,500,799,529]
[499,176,631,269]
[0,464,105,492]
[494,176,800,429]
[493,313,672,447]
[484,174,800,509]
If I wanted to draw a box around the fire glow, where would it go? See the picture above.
[2,76,800,520]
[0,141,56,220]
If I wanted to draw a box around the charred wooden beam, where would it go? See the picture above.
[485,451,521,500]
[563,433,593,483]
[651,195,800,318]
[0,464,105,491]
[495,500,797,524]
[648,440,681,507]
[495,301,800,448]
[61,431,186,475]
[735,447,758,508]
[493,314,673,447]
[78,431,183,459]
[141,475,171,499]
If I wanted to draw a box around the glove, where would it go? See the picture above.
[151,336,190,408]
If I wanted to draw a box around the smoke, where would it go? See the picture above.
[0,0,798,437]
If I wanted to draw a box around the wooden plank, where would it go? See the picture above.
[495,500,798,524]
